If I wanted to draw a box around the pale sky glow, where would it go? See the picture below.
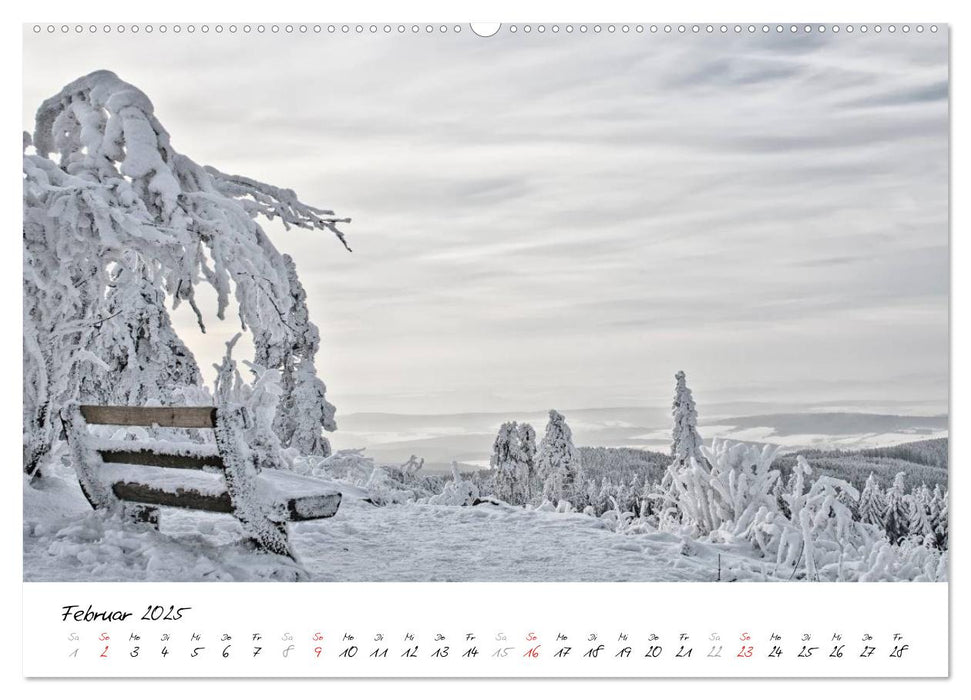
[23,28,949,416]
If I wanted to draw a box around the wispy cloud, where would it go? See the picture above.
[22,28,949,415]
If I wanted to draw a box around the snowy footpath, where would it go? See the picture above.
[23,468,776,583]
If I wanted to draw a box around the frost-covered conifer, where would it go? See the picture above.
[79,261,202,407]
[491,422,523,504]
[927,485,946,549]
[581,478,599,513]
[658,371,706,522]
[23,71,349,476]
[772,474,789,518]
[934,491,949,550]
[670,371,704,467]
[928,484,943,527]
[267,255,336,456]
[273,357,335,458]
[857,473,886,528]
[907,486,933,542]
[517,422,537,503]
[595,478,613,515]
[537,410,580,506]
[883,472,910,544]
[639,480,657,519]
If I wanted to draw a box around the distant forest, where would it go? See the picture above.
[773,438,948,492]
[573,437,949,506]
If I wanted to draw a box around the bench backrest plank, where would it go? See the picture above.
[98,448,224,471]
[80,405,218,429]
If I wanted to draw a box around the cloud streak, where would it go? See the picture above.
[22,28,949,415]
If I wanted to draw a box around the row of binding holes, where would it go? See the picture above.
[32,24,942,34]
[508,24,938,34]
[32,24,465,34]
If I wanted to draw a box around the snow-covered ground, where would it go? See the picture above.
[24,466,776,583]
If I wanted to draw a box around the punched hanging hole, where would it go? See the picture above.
[470,23,501,38]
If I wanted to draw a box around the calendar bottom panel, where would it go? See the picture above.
[23,582,947,678]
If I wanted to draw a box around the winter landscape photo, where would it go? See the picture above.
[22,26,948,583]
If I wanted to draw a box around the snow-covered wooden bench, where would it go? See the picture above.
[62,404,341,559]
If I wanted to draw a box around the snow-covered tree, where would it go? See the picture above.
[517,422,537,503]
[883,472,910,544]
[907,486,934,543]
[906,500,932,543]
[623,474,642,516]
[670,370,704,467]
[857,472,886,529]
[772,474,789,518]
[268,254,336,457]
[273,356,336,458]
[594,478,613,515]
[933,489,949,550]
[23,71,349,477]
[491,421,523,504]
[658,371,706,521]
[78,260,202,407]
[536,410,580,506]
[928,484,943,530]
[639,479,658,519]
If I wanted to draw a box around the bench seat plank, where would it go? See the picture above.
[100,463,342,522]
[255,470,344,521]
[88,438,221,458]
[112,480,234,514]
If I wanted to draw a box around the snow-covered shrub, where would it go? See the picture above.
[650,436,944,581]
[296,448,375,484]
[598,497,638,532]
[427,463,480,506]
[213,335,290,472]
[598,509,621,531]
[364,468,415,506]
[858,537,947,582]
[656,438,780,538]
[377,456,446,503]
[297,449,441,505]
[534,500,557,513]
[745,457,863,580]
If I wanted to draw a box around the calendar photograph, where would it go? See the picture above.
[22,23,948,587]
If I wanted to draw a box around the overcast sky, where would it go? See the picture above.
[23,26,949,415]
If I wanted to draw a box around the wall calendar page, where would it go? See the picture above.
[17,6,954,689]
